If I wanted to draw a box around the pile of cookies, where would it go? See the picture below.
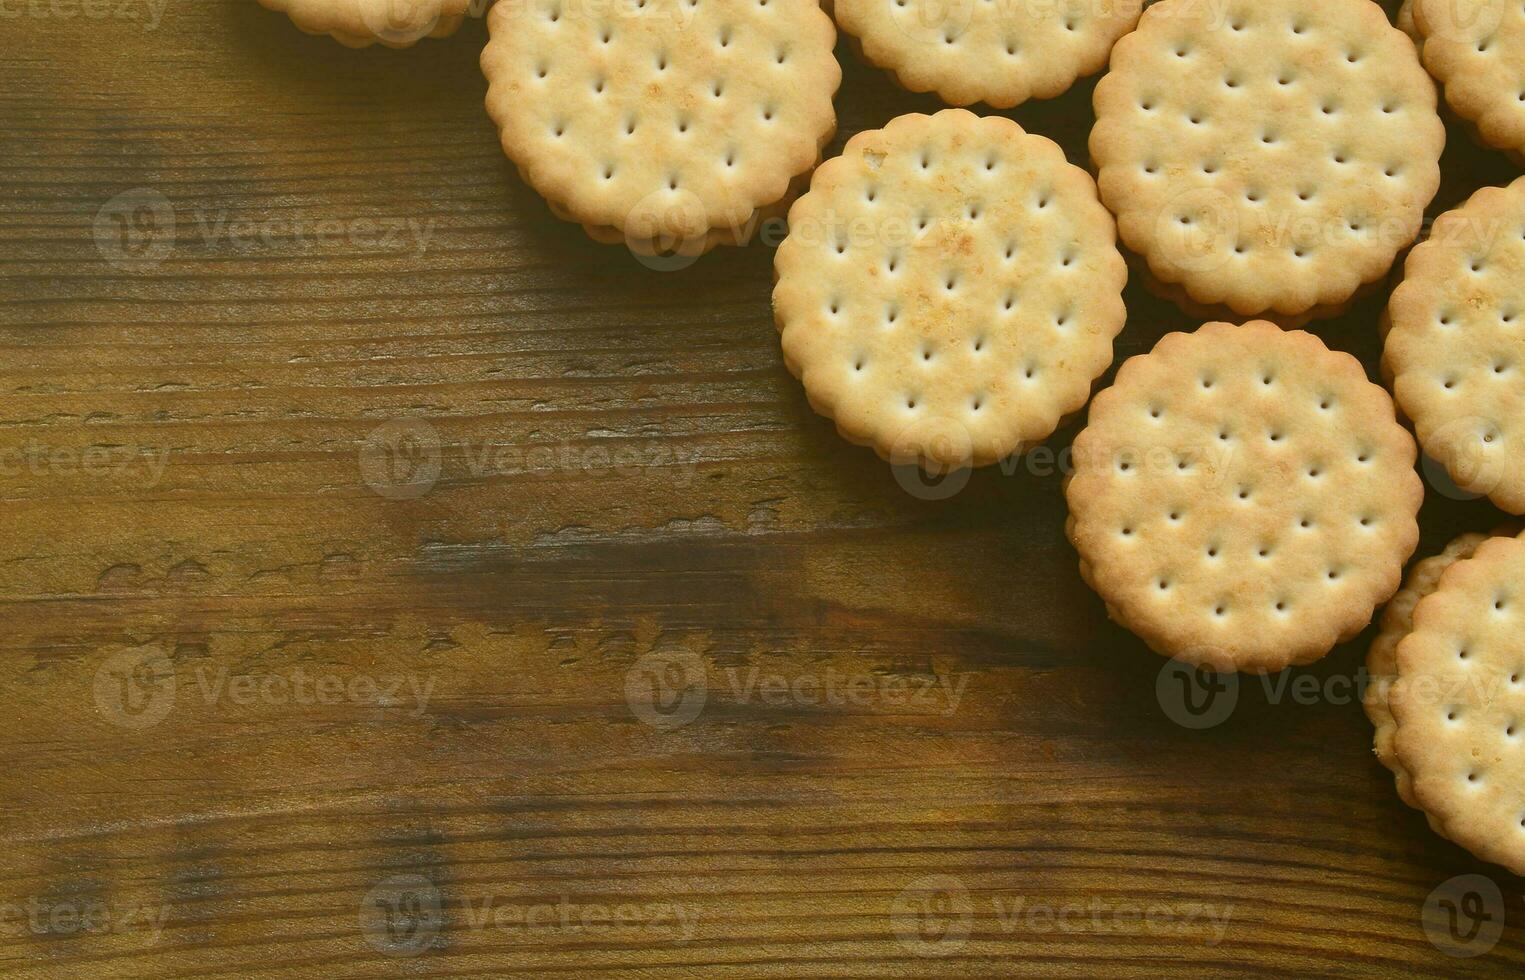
[257,0,1525,877]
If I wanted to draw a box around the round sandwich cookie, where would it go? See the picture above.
[1390,534,1525,876]
[1366,531,1495,815]
[1385,177,1525,515]
[1412,0,1525,159]
[1066,320,1423,673]
[1397,0,1420,42]
[830,0,1142,109]
[1091,0,1445,321]
[481,0,840,258]
[258,0,473,47]
[773,109,1127,472]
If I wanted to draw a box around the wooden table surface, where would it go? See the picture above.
[4,0,1524,975]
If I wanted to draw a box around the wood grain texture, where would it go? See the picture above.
[2,0,1524,975]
